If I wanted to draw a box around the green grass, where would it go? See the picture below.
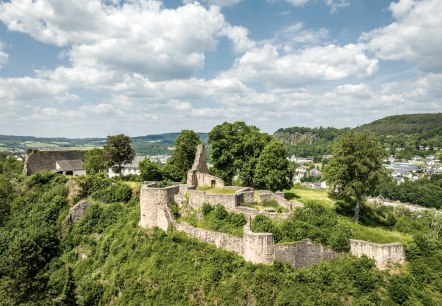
[284,185,335,209]
[196,186,237,194]
[0,146,9,152]
[244,200,288,213]
[339,217,413,244]
[284,186,413,244]
[24,141,58,148]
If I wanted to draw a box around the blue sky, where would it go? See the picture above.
[0,0,441,137]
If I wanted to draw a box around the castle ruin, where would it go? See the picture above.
[140,144,405,270]
[23,149,85,175]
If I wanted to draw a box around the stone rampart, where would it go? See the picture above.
[24,149,85,175]
[274,240,337,269]
[174,222,244,255]
[243,230,275,264]
[350,239,405,269]
[140,183,405,270]
[258,191,303,210]
[236,190,255,204]
[196,172,225,188]
[140,184,180,230]
[188,190,237,210]
[234,207,292,221]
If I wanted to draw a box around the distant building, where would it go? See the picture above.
[23,149,85,175]
[55,160,86,176]
[108,156,148,178]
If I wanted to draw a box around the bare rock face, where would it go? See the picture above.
[65,199,92,226]
[66,179,82,203]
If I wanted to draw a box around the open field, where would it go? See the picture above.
[24,141,58,148]
[284,185,335,209]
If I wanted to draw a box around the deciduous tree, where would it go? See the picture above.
[208,122,271,185]
[139,159,163,181]
[166,130,201,181]
[324,131,386,223]
[253,140,293,192]
[104,134,135,176]
[84,148,107,175]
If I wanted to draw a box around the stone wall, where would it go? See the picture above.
[188,190,237,210]
[258,191,303,210]
[24,149,85,175]
[236,190,255,204]
[140,184,180,230]
[274,240,337,269]
[350,239,405,269]
[196,172,225,188]
[140,183,405,270]
[174,222,243,255]
[243,230,275,264]
[191,144,209,173]
[234,206,292,221]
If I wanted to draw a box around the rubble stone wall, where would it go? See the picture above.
[350,239,405,269]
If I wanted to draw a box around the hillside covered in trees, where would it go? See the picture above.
[275,113,442,158]
[1,153,442,305]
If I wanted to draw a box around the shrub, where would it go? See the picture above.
[91,183,132,203]
[202,203,213,216]
[170,202,180,219]
[156,179,173,188]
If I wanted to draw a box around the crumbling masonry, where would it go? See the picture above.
[140,144,405,269]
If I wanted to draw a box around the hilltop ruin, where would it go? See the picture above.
[140,144,405,270]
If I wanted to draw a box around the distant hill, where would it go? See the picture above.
[275,113,442,159]
[0,132,209,156]
[356,113,442,135]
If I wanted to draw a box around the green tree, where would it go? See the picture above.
[324,131,386,223]
[166,130,201,181]
[253,140,293,192]
[83,148,107,175]
[104,134,135,176]
[139,159,163,181]
[208,122,271,185]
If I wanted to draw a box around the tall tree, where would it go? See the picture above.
[253,140,294,192]
[166,130,201,181]
[324,131,386,223]
[139,159,163,181]
[104,134,135,176]
[208,122,271,185]
[83,148,107,175]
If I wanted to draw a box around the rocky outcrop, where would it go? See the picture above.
[65,200,92,226]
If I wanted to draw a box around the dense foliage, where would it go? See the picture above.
[274,126,347,158]
[253,140,293,192]
[274,113,442,159]
[375,175,442,209]
[209,121,292,189]
[83,148,107,175]
[324,131,386,223]
[182,203,247,237]
[251,202,353,252]
[0,155,441,305]
[166,130,202,181]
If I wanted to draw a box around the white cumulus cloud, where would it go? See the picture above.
[221,43,378,88]
[361,0,442,71]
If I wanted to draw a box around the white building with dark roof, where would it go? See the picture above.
[108,156,148,178]
[55,159,86,176]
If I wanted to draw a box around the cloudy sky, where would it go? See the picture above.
[0,0,441,137]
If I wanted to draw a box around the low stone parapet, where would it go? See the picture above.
[350,239,405,269]
[174,222,244,255]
